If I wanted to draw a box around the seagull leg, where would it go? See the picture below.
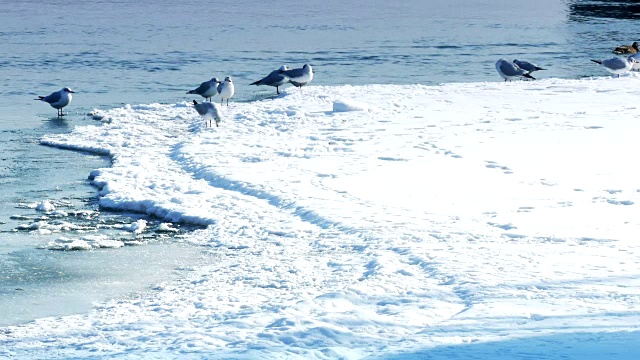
[227,99,229,106]
[276,86,280,95]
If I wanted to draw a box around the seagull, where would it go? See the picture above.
[187,78,220,102]
[613,42,639,55]
[35,87,75,116]
[628,53,640,71]
[250,65,290,94]
[590,57,636,77]
[512,59,546,74]
[495,59,535,81]
[281,64,313,88]
[217,77,234,106]
[193,100,222,127]
[289,80,305,88]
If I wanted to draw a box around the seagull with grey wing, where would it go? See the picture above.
[513,59,546,75]
[629,53,640,71]
[250,65,290,94]
[281,64,313,89]
[192,100,222,127]
[187,78,220,102]
[591,57,637,77]
[495,59,535,81]
[217,77,235,106]
[35,87,75,116]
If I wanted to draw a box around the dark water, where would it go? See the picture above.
[0,0,637,326]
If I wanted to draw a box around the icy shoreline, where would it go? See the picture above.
[4,78,640,359]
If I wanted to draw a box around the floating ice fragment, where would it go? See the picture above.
[35,200,56,212]
[44,235,125,251]
[45,237,93,251]
[123,219,147,234]
[96,239,125,248]
[49,210,68,217]
[156,223,179,233]
[16,221,47,230]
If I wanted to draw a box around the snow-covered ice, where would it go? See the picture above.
[43,235,125,251]
[3,78,640,358]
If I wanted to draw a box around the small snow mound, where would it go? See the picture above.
[49,210,68,218]
[35,200,56,212]
[45,237,93,251]
[16,221,47,230]
[96,239,126,249]
[333,99,370,112]
[123,219,147,234]
[88,111,104,121]
[156,223,179,233]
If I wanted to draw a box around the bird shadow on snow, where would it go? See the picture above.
[372,330,640,360]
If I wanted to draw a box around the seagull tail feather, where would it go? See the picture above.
[34,96,44,100]
[250,80,261,85]
[591,59,602,65]
[523,73,535,80]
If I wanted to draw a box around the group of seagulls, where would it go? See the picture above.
[496,41,640,82]
[250,64,314,94]
[36,41,639,120]
[35,64,314,123]
[187,76,235,105]
[188,63,313,127]
[495,59,545,81]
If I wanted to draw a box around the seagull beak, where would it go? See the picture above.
[69,90,76,93]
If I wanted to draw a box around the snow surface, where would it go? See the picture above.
[2,78,640,358]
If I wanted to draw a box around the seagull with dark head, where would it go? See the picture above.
[591,57,637,77]
[280,64,313,89]
[512,59,546,75]
[35,87,75,116]
[495,59,535,82]
[250,65,290,94]
[187,78,220,102]
[193,100,222,127]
